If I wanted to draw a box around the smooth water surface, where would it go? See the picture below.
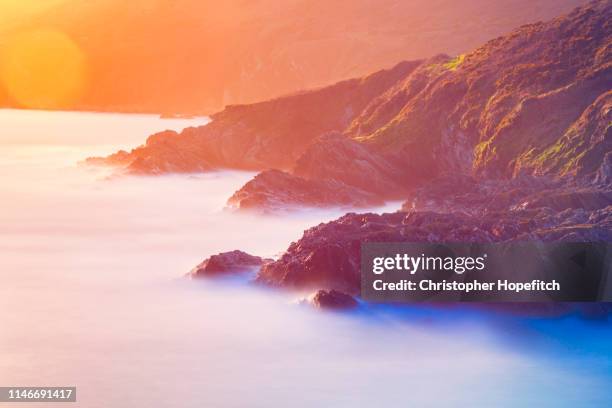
[0,109,611,407]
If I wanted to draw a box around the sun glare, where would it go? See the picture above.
[0,29,87,110]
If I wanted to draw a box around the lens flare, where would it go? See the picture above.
[0,29,87,109]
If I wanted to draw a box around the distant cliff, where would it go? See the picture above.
[87,61,420,173]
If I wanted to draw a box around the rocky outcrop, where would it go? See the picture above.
[404,173,612,214]
[227,169,383,212]
[257,175,612,295]
[227,133,407,210]
[310,290,358,310]
[191,250,269,277]
[86,61,421,174]
[292,133,407,196]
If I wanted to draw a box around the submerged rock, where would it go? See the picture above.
[311,290,359,310]
[191,250,269,277]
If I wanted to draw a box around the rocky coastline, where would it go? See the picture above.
[91,2,611,313]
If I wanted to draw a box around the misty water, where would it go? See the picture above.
[0,109,611,407]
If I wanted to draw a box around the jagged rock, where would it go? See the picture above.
[311,290,358,310]
[227,169,383,211]
[191,250,269,277]
[403,174,612,215]
[522,189,612,211]
[257,212,407,295]
[227,133,410,211]
[258,175,612,295]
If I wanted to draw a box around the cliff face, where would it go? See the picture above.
[350,1,611,182]
[522,91,611,181]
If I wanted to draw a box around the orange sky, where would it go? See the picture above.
[0,0,588,113]
[0,0,67,24]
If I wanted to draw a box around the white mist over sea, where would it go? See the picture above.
[0,109,610,407]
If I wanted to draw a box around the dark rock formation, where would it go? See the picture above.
[311,290,359,310]
[403,173,612,215]
[191,250,269,277]
[257,175,612,295]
